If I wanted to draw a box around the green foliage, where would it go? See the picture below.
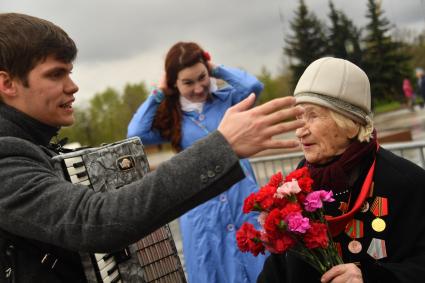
[59,82,148,147]
[409,30,425,75]
[361,0,412,106]
[257,67,292,104]
[284,0,328,86]
[282,0,416,110]
[327,1,363,65]
[373,100,401,114]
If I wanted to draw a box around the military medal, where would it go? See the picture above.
[367,238,387,259]
[360,201,369,213]
[371,218,386,232]
[370,197,388,232]
[345,219,364,254]
[348,240,362,254]
[338,201,348,214]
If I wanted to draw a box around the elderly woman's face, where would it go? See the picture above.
[295,104,353,164]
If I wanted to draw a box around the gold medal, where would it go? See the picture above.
[370,196,388,232]
[360,201,369,213]
[348,240,362,254]
[371,217,386,232]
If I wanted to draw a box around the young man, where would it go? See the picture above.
[0,13,304,282]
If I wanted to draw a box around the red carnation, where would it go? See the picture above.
[263,232,295,253]
[243,193,257,213]
[280,202,302,218]
[268,171,283,187]
[272,196,288,209]
[304,222,329,249]
[264,208,286,238]
[285,167,308,181]
[256,184,277,210]
[296,192,307,204]
[297,176,313,193]
[236,223,265,256]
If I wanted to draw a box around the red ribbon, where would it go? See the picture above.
[370,197,388,217]
[326,157,376,237]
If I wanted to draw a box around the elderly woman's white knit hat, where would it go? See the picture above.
[294,57,372,125]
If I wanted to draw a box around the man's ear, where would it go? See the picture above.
[0,71,17,98]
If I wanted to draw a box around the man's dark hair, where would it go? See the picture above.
[0,13,77,86]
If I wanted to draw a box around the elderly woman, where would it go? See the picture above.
[257,57,425,283]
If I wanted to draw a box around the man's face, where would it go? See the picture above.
[14,55,78,127]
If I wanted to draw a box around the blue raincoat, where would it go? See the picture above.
[127,65,267,283]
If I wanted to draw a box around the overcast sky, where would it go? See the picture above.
[2,0,425,106]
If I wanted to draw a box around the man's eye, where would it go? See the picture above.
[48,71,64,79]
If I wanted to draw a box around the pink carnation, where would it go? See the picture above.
[274,179,301,198]
[285,212,310,234]
[304,190,334,212]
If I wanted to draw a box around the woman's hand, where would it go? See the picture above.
[158,72,167,91]
[208,62,216,76]
[321,263,363,283]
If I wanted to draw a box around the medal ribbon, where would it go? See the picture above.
[344,219,364,239]
[367,238,387,259]
[370,197,388,217]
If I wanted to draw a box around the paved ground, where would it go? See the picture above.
[373,105,425,141]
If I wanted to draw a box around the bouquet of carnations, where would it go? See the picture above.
[236,167,343,274]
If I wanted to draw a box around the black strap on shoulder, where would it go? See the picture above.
[0,229,87,282]
[0,234,15,283]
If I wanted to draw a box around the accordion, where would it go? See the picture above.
[52,137,187,283]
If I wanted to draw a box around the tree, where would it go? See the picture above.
[284,0,329,86]
[410,30,425,72]
[362,0,412,105]
[59,108,93,146]
[327,1,363,65]
[88,88,124,145]
[257,67,293,104]
[121,82,149,126]
[58,81,149,147]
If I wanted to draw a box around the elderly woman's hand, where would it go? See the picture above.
[321,263,363,283]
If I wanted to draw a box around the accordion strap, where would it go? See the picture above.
[0,229,87,282]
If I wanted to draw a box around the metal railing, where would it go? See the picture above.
[249,140,425,186]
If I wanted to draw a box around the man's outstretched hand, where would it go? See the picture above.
[218,93,305,158]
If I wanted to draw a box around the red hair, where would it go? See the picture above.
[153,42,210,152]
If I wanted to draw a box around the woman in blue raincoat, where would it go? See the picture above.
[127,41,266,283]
